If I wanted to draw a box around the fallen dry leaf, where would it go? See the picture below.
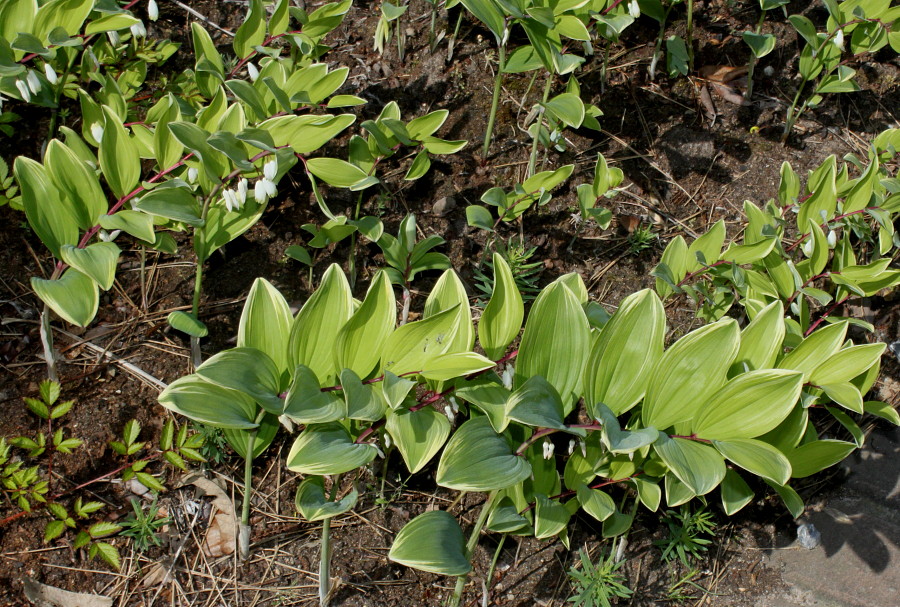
[23,578,112,607]
[180,473,236,557]
[697,65,750,110]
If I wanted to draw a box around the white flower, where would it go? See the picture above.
[236,178,248,204]
[148,0,159,21]
[802,237,814,257]
[448,396,459,414]
[628,0,640,19]
[99,229,121,242]
[108,30,120,46]
[444,405,456,425]
[542,439,555,460]
[91,123,104,143]
[44,63,58,84]
[384,432,392,449]
[261,178,277,198]
[567,439,575,455]
[131,21,147,38]
[500,365,515,390]
[247,63,260,82]
[187,166,199,183]
[26,70,41,95]
[827,229,837,248]
[263,158,278,181]
[15,79,31,102]
[833,29,845,51]
[254,180,269,203]
[223,189,241,212]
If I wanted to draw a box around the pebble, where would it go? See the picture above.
[797,522,821,549]
[889,341,900,363]
[432,196,456,216]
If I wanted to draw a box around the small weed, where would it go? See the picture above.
[627,224,656,255]
[191,422,230,465]
[567,547,633,607]
[119,498,170,552]
[475,240,543,304]
[655,504,716,567]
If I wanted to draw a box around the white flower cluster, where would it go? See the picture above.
[15,70,43,102]
[220,159,279,213]
[542,438,555,460]
[628,0,640,19]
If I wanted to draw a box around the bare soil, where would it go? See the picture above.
[1,0,898,605]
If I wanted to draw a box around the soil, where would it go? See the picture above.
[0,0,898,606]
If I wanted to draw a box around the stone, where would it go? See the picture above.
[433,196,456,217]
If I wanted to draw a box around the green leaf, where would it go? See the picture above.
[454,376,510,433]
[720,469,754,515]
[479,254,523,359]
[506,376,567,430]
[654,433,726,496]
[693,369,804,440]
[406,110,449,140]
[31,269,98,327]
[436,417,531,491]
[259,114,356,155]
[743,31,776,57]
[810,343,886,386]
[654,236,688,298]
[14,156,79,258]
[238,278,293,376]
[233,0,266,58]
[44,520,66,543]
[284,365,345,423]
[633,476,662,512]
[584,289,665,417]
[577,485,616,522]
[864,400,900,426]
[516,281,590,411]
[99,106,140,199]
[167,311,208,338]
[195,348,284,414]
[43,140,107,231]
[459,0,507,43]
[421,352,494,381]
[643,319,740,430]
[466,205,494,231]
[224,413,279,460]
[821,382,864,414]
[381,306,459,376]
[158,376,260,429]
[88,542,121,570]
[295,476,358,522]
[134,187,202,226]
[59,243,119,291]
[720,237,777,264]
[290,263,354,382]
[334,271,395,377]
[543,93,585,128]
[424,269,475,353]
[84,13,139,35]
[99,210,156,243]
[595,404,658,454]
[787,439,856,478]
[733,300,785,372]
[713,438,791,485]
[778,320,848,381]
[765,479,804,518]
[340,368,386,421]
[307,157,370,187]
[387,407,451,474]
[404,151,431,181]
[286,422,377,475]
[389,511,471,576]
[534,494,571,539]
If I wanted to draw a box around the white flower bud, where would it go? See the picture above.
[236,178,248,204]
[15,79,31,102]
[384,432,392,449]
[44,63,58,84]
[833,29,845,51]
[187,166,198,183]
[247,63,260,82]
[448,396,459,414]
[26,70,41,95]
[567,439,575,455]
[500,365,515,390]
[99,229,121,242]
[108,30,120,46]
[148,0,159,21]
[801,237,814,257]
[542,439,555,460]
[444,405,456,425]
[91,122,104,143]
[263,158,278,181]
[628,0,640,19]
[223,189,240,212]
[131,21,147,38]
[827,229,837,249]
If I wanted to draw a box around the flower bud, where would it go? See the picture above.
[833,29,845,51]
[187,167,199,183]
[628,0,640,19]
[236,178,248,204]
[263,158,278,181]
[131,21,147,38]
[148,0,159,21]
[247,63,260,82]
[26,70,41,95]
[44,63,58,84]
[15,79,31,102]
[91,122,105,144]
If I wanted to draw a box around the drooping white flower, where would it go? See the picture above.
[131,21,147,38]
[108,30,120,46]
[254,180,269,203]
[26,70,41,95]
[833,29,845,51]
[567,439,575,455]
[91,122,104,143]
[261,178,278,198]
[148,0,159,21]
[187,166,199,183]
[247,62,260,82]
[236,178,248,204]
[384,432,392,449]
[44,63,58,85]
[628,0,640,19]
[827,229,837,248]
[263,158,278,181]
[542,439,555,460]
[802,237,814,257]
[223,189,240,212]
[15,79,31,102]
[448,396,459,414]
[99,229,121,242]
[500,364,515,390]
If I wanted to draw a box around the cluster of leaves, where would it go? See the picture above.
[567,547,633,607]
[654,504,715,566]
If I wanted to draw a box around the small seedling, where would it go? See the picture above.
[655,504,716,566]
[566,547,633,607]
[119,498,170,552]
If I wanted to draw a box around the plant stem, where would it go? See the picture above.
[527,76,554,178]
[745,9,768,101]
[686,0,694,73]
[190,260,204,369]
[319,476,340,607]
[39,304,58,382]
[483,534,507,603]
[447,8,464,62]
[482,42,507,159]
[449,491,499,607]
[239,421,260,561]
